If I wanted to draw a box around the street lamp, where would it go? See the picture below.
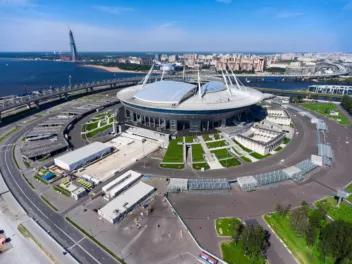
[142,139,146,167]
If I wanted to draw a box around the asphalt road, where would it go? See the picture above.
[0,119,118,264]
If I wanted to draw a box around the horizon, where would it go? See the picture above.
[1,0,352,53]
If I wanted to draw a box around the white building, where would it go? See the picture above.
[98,182,155,224]
[266,108,291,126]
[102,170,143,200]
[54,142,112,171]
[235,125,286,155]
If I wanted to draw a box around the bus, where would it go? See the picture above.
[199,252,218,264]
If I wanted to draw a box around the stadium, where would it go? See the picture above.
[117,68,264,132]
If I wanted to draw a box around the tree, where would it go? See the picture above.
[232,222,243,245]
[282,204,291,219]
[290,207,309,237]
[242,225,269,262]
[319,220,352,263]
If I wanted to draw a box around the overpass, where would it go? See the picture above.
[0,69,349,120]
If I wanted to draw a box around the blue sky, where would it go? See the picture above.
[0,0,351,52]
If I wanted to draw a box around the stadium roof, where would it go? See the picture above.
[135,80,196,104]
[201,81,226,93]
[54,142,111,166]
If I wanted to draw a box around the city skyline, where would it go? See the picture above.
[1,0,352,52]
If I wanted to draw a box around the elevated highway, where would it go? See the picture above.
[0,67,349,120]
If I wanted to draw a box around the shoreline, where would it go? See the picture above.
[82,64,146,74]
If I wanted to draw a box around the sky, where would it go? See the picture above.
[0,0,351,53]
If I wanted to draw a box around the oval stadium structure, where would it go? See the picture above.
[117,73,263,132]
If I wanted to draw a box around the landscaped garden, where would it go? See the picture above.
[233,139,251,152]
[241,156,252,163]
[206,140,227,149]
[302,103,349,125]
[221,241,265,264]
[202,134,212,141]
[211,148,231,160]
[216,218,241,236]
[160,163,184,169]
[192,163,209,170]
[345,184,352,203]
[283,138,291,144]
[219,158,241,168]
[161,138,184,163]
[185,135,197,143]
[192,144,205,162]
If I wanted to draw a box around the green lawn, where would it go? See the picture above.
[315,197,352,223]
[84,124,112,138]
[219,158,241,168]
[234,139,251,152]
[264,212,333,264]
[211,148,231,160]
[185,136,197,143]
[283,138,291,144]
[214,133,221,140]
[275,146,282,151]
[162,138,184,163]
[232,147,241,156]
[303,103,350,125]
[345,184,352,203]
[250,152,271,159]
[192,163,209,170]
[192,144,205,162]
[216,218,241,236]
[206,140,227,149]
[241,156,252,163]
[221,241,265,264]
[160,163,184,169]
[202,134,212,141]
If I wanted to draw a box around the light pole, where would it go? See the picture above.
[142,139,146,167]
[69,75,72,87]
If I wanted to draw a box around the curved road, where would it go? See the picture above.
[0,118,117,264]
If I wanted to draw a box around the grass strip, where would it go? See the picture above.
[23,160,31,168]
[65,217,127,264]
[22,174,35,190]
[233,139,251,152]
[274,146,282,151]
[241,156,252,163]
[162,138,184,163]
[250,152,271,160]
[12,145,20,169]
[53,185,71,197]
[40,195,58,211]
[0,127,18,143]
[160,163,184,169]
[34,175,48,185]
[283,138,291,144]
[315,197,352,223]
[18,224,59,264]
[202,134,212,141]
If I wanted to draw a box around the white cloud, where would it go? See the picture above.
[276,12,304,18]
[216,0,232,4]
[157,22,177,29]
[92,5,134,15]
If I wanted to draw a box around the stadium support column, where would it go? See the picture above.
[207,121,209,130]
[221,118,226,128]
[158,118,161,128]
[153,118,156,127]
[148,116,151,126]
[143,116,146,125]
[169,120,177,132]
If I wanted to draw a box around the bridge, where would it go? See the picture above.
[0,69,348,121]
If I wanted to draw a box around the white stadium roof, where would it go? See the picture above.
[134,80,196,104]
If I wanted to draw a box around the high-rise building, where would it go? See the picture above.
[69,30,78,62]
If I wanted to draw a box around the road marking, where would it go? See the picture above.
[68,237,85,250]
[3,133,103,264]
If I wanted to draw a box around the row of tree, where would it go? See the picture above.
[341,95,352,115]
[289,95,304,103]
[276,201,352,263]
[232,221,269,263]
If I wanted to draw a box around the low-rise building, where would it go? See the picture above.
[266,108,291,126]
[98,182,155,224]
